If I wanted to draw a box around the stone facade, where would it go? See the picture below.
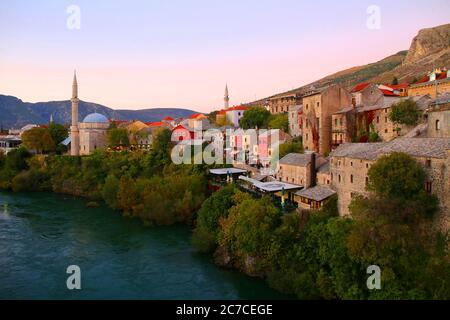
[288,105,303,137]
[329,138,450,231]
[426,96,450,138]
[302,85,351,155]
[79,121,109,156]
[409,78,450,99]
[277,153,315,187]
[268,93,302,114]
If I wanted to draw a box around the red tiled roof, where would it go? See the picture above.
[189,113,205,119]
[386,84,409,90]
[146,121,165,127]
[415,72,447,84]
[350,83,370,93]
[227,106,248,111]
[172,124,194,132]
[381,89,399,97]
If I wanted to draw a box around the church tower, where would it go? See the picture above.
[224,84,230,109]
[70,71,80,156]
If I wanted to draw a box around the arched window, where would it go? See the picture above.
[436,120,441,131]
[350,174,354,183]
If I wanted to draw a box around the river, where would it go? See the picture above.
[0,191,289,299]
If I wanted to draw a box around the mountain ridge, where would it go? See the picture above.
[0,94,199,129]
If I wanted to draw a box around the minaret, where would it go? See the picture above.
[70,71,80,156]
[224,84,230,109]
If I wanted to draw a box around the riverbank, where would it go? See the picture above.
[1,138,449,299]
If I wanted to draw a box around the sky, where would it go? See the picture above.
[0,0,449,113]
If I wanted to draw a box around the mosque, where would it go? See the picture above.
[70,72,109,156]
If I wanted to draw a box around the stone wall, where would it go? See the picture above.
[330,156,372,216]
[427,107,450,138]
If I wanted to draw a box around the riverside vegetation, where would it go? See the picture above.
[0,129,449,299]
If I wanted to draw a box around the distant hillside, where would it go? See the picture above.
[250,23,450,104]
[0,95,199,129]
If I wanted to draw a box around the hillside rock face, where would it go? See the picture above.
[403,24,450,65]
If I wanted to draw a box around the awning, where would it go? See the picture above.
[209,168,248,175]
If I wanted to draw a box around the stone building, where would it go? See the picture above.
[316,161,331,186]
[331,82,431,147]
[409,68,450,99]
[78,113,109,155]
[288,105,303,138]
[295,185,336,210]
[277,152,317,187]
[329,138,450,231]
[426,93,450,138]
[70,72,109,156]
[268,93,302,114]
[302,84,351,155]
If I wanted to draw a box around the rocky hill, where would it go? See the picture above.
[250,23,450,105]
[0,94,198,129]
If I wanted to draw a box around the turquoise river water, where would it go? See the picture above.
[0,191,289,299]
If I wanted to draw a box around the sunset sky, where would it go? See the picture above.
[0,0,449,113]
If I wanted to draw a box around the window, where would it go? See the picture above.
[350,175,354,183]
[436,120,441,131]
[376,116,379,123]
[365,177,369,187]
[426,181,432,193]
[338,175,341,183]
[350,161,353,167]
[385,129,388,133]
[385,117,388,123]
[317,102,320,107]
[426,159,431,168]
[335,118,338,126]
[366,163,369,169]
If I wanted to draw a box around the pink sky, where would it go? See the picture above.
[0,1,449,113]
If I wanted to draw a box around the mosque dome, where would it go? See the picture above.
[82,113,109,123]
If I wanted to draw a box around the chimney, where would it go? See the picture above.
[305,151,317,188]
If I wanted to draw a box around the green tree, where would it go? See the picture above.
[48,123,68,145]
[102,174,120,209]
[239,106,271,129]
[367,152,426,201]
[192,185,238,253]
[21,127,55,153]
[269,113,289,132]
[107,128,130,148]
[392,77,399,85]
[389,98,420,126]
[279,137,303,158]
[142,129,173,176]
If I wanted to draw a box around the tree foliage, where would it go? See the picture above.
[239,106,271,129]
[22,127,55,153]
[389,98,420,126]
[107,128,130,148]
[269,113,289,132]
